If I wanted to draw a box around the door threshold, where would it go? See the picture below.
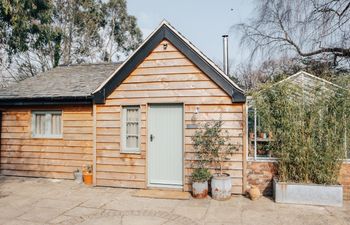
[147,184,183,190]
[133,189,190,200]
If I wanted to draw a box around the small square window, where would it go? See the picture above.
[121,106,141,153]
[32,111,62,138]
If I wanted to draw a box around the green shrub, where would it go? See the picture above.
[253,81,350,184]
[191,168,211,183]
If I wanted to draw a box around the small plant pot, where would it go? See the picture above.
[248,186,261,201]
[259,132,267,139]
[83,173,93,185]
[268,131,273,139]
[73,170,83,183]
[192,181,209,199]
[211,173,232,200]
[249,132,255,139]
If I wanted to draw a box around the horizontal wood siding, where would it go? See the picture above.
[1,106,93,179]
[96,40,244,194]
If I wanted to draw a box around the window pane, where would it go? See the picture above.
[51,114,62,135]
[126,136,138,148]
[33,111,62,137]
[123,106,140,152]
[126,122,138,135]
[35,114,46,135]
[126,108,138,121]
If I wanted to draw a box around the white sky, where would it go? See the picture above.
[127,0,255,68]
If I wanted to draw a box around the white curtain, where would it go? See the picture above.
[35,114,46,135]
[125,108,139,148]
[51,114,62,135]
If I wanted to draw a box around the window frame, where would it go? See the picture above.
[247,99,277,162]
[121,106,141,154]
[246,98,349,162]
[31,110,63,138]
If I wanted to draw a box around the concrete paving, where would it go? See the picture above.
[0,176,349,225]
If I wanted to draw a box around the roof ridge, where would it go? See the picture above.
[58,62,123,67]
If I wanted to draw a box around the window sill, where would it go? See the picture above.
[247,157,277,162]
[120,151,141,155]
[32,136,63,140]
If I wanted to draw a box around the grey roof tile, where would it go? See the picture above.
[0,63,121,99]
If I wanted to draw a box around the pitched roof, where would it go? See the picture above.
[279,71,342,89]
[0,20,245,106]
[0,63,121,105]
[92,20,245,103]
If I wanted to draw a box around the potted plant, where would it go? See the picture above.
[73,169,83,183]
[259,131,267,139]
[82,164,93,185]
[253,81,349,206]
[191,168,211,198]
[192,120,237,200]
[249,128,255,139]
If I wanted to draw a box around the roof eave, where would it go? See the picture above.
[0,96,93,106]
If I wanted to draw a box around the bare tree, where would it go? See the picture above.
[235,57,302,90]
[236,0,350,68]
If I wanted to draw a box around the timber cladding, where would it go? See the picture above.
[95,40,245,194]
[0,106,93,179]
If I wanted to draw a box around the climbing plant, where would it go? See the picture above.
[252,80,350,184]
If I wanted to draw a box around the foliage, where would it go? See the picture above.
[253,80,350,184]
[101,0,142,62]
[0,0,142,80]
[191,168,211,183]
[191,120,238,176]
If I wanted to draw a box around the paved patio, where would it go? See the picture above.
[0,176,349,225]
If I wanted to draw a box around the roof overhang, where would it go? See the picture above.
[0,96,92,106]
[93,21,245,104]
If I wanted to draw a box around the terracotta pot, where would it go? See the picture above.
[249,186,261,201]
[268,131,273,139]
[259,132,267,139]
[249,132,254,139]
[192,181,209,199]
[83,173,93,185]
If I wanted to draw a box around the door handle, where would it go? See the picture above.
[150,134,154,142]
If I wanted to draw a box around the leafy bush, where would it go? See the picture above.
[191,168,211,183]
[191,120,237,176]
[253,80,350,184]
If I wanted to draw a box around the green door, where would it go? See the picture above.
[148,104,183,188]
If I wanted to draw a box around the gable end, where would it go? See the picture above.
[93,24,245,104]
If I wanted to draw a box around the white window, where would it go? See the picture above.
[32,111,62,138]
[121,106,141,153]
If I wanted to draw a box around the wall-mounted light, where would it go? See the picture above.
[191,106,200,122]
[163,42,168,50]
[194,106,200,114]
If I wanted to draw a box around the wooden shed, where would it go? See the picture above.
[0,21,247,194]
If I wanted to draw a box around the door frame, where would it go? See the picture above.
[146,102,185,189]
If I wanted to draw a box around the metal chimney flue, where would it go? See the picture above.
[222,35,229,75]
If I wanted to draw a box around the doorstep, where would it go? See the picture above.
[132,189,191,200]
